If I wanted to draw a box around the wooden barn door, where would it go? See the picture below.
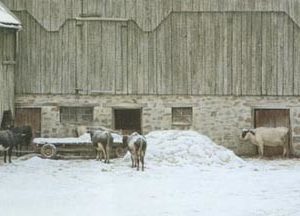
[15,108,41,139]
[254,109,290,156]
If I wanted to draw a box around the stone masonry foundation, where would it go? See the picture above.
[15,94,300,156]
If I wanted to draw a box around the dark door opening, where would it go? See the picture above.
[114,109,142,135]
[15,108,41,138]
[1,110,13,129]
[254,109,290,156]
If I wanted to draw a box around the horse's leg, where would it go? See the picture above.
[4,151,7,163]
[106,145,110,164]
[8,147,12,163]
[131,155,134,168]
[141,154,145,171]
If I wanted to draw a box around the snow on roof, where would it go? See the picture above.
[0,1,21,29]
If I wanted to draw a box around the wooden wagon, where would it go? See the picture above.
[32,133,127,159]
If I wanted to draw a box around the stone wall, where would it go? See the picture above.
[15,94,300,156]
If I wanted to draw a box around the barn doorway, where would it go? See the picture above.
[15,108,41,138]
[1,110,13,129]
[254,109,290,157]
[114,108,142,135]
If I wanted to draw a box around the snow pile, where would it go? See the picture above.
[145,130,245,167]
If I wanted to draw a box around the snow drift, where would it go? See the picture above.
[145,130,245,167]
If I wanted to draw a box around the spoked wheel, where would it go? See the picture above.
[115,146,127,158]
[40,144,57,158]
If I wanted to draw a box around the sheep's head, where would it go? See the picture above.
[241,128,255,140]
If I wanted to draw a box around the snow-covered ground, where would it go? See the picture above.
[1,130,300,216]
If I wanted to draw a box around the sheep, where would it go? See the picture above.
[241,127,289,157]
[122,132,147,171]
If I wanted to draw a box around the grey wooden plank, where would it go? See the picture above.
[81,0,88,15]
[283,14,294,95]
[71,0,82,18]
[269,13,278,95]
[104,0,113,17]
[127,21,138,94]
[202,12,210,94]
[294,22,300,95]
[215,13,223,95]
[181,0,194,11]
[27,8,34,94]
[102,21,116,92]
[68,21,77,94]
[186,13,197,95]
[241,13,251,95]
[81,22,89,94]
[0,32,3,114]
[1,0,13,9]
[251,12,262,95]
[136,30,148,94]
[22,12,29,94]
[276,13,284,95]
[50,0,59,31]
[261,13,272,95]
[225,13,233,95]
[86,0,97,16]
[189,13,201,95]
[196,12,205,95]
[171,13,188,94]
[86,21,97,92]
[75,21,82,94]
[148,31,157,94]
[115,23,124,94]
[125,0,137,20]
[57,21,64,94]
[232,12,242,95]
[15,0,26,10]
[96,22,103,92]
[205,12,216,94]
[156,13,172,94]
[61,21,69,94]
[172,0,181,11]
[136,0,146,31]
[50,2,59,94]
[34,13,41,94]
[121,24,128,94]
[0,31,3,113]
[12,12,22,94]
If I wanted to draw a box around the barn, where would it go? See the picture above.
[2,0,300,156]
[0,1,21,129]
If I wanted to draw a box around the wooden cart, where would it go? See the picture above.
[33,133,127,159]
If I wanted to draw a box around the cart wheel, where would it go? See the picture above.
[41,144,57,158]
[115,146,126,158]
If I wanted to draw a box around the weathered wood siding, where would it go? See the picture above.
[4,0,300,95]
[0,29,16,123]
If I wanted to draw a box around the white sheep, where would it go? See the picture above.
[241,127,290,157]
